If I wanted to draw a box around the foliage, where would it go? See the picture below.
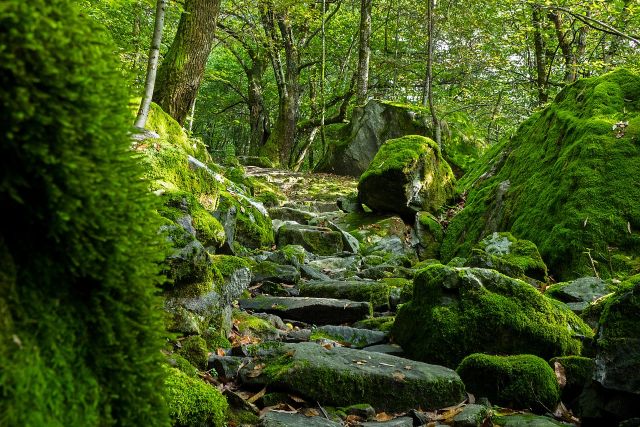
[0,0,169,425]
[442,69,640,280]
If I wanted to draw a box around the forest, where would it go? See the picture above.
[1,0,640,426]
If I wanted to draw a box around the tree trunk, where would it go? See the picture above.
[153,0,221,125]
[532,4,549,105]
[422,0,441,146]
[356,0,372,105]
[247,55,270,155]
[134,0,167,129]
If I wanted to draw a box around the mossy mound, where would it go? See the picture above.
[457,353,560,412]
[392,264,593,368]
[0,1,168,424]
[358,135,455,220]
[466,232,548,282]
[165,367,228,426]
[442,69,640,280]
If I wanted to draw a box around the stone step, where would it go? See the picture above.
[239,296,371,325]
[239,341,465,412]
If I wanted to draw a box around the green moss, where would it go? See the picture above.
[457,353,560,412]
[233,310,278,338]
[392,264,593,367]
[217,191,274,249]
[225,408,260,426]
[0,1,169,424]
[596,279,640,350]
[548,356,594,390]
[211,255,250,278]
[358,135,455,219]
[299,281,390,310]
[468,232,548,281]
[177,335,209,370]
[280,245,307,265]
[202,330,231,351]
[169,354,199,378]
[165,367,228,426]
[353,316,395,332]
[442,69,640,281]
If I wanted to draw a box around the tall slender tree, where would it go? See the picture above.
[153,0,222,125]
[356,0,372,105]
[134,0,168,128]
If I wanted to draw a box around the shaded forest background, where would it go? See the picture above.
[84,0,639,167]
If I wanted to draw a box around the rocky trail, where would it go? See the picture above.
[200,166,576,427]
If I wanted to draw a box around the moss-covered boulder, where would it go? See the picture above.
[335,212,416,258]
[549,356,594,405]
[299,280,393,310]
[165,367,228,426]
[239,342,465,412]
[358,135,455,220]
[457,354,560,413]
[392,264,592,368]
[0,1,169,424]
[465,232,548,282]
[276,223,343,256]
[442,69,640,280]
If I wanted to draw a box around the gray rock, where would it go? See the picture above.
[453,404,489,427]
[307,256,361,278]
[277,223,344,256]
[337,193,363,213]
[545,277,612,313]
[269,206,318,224]
[313,325,387,348]
[260,411,342,427]
[251,261,300,285]
[315,100,430,177]
[299,280,390,310]
[208,355,249,380]
[491,414,569,426]
[239,296,371,325]
[357,417,414,427]
[239,342,465,412]
[300,264,332,281]
[361,344,404,357]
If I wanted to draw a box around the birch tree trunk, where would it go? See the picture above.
[356,0,372,105]
[134,0,167,129]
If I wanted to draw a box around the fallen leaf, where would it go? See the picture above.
[288,394,307,403]
[375,412,394,421]
[301,408,320,417]
[392,371,406,382]
[247,387,267,404]
[216,348,226,357]
[554,361,567,388]
[346,414,363,423]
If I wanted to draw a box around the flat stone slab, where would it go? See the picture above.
[299,280,390,309]
[239,342,465,412]
[312,325,387,348]
[260,411,342,427]
[358,417,414,427]
[239,296,371,325]
[491,414,570,426]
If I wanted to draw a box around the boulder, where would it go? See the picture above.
[358,135,455,220]
[457,353,560,413]
[545,277,613,313]
[335,213,416,258]
[260,411,342,427]
[392,264,593,367]
[239,296,371,325]
[276,223,344,256]
[441,69,640,280]
[251,260,300,285]
[315,100,431,177]
[239,342,465,411]
[491,414,569,426]
[464,232,547,282]
[414,212,444,260]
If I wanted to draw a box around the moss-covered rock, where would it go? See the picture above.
[392,264,593,367]
[465,232,548,282]
[239,342,465,412]
[353,316,396,332]
[358,135,455,220]
[276,223,343,256]
[457,354,560,412]
[165,367,228,426]
[442,69,640,280]
[0,1,168,424]
[592,279,640,395]
[299,280,392,310]
[215,190,274,250]
[549,356,594,404]
[545,277,614,313]
[177,335,209,370]
[414,212,444,260]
